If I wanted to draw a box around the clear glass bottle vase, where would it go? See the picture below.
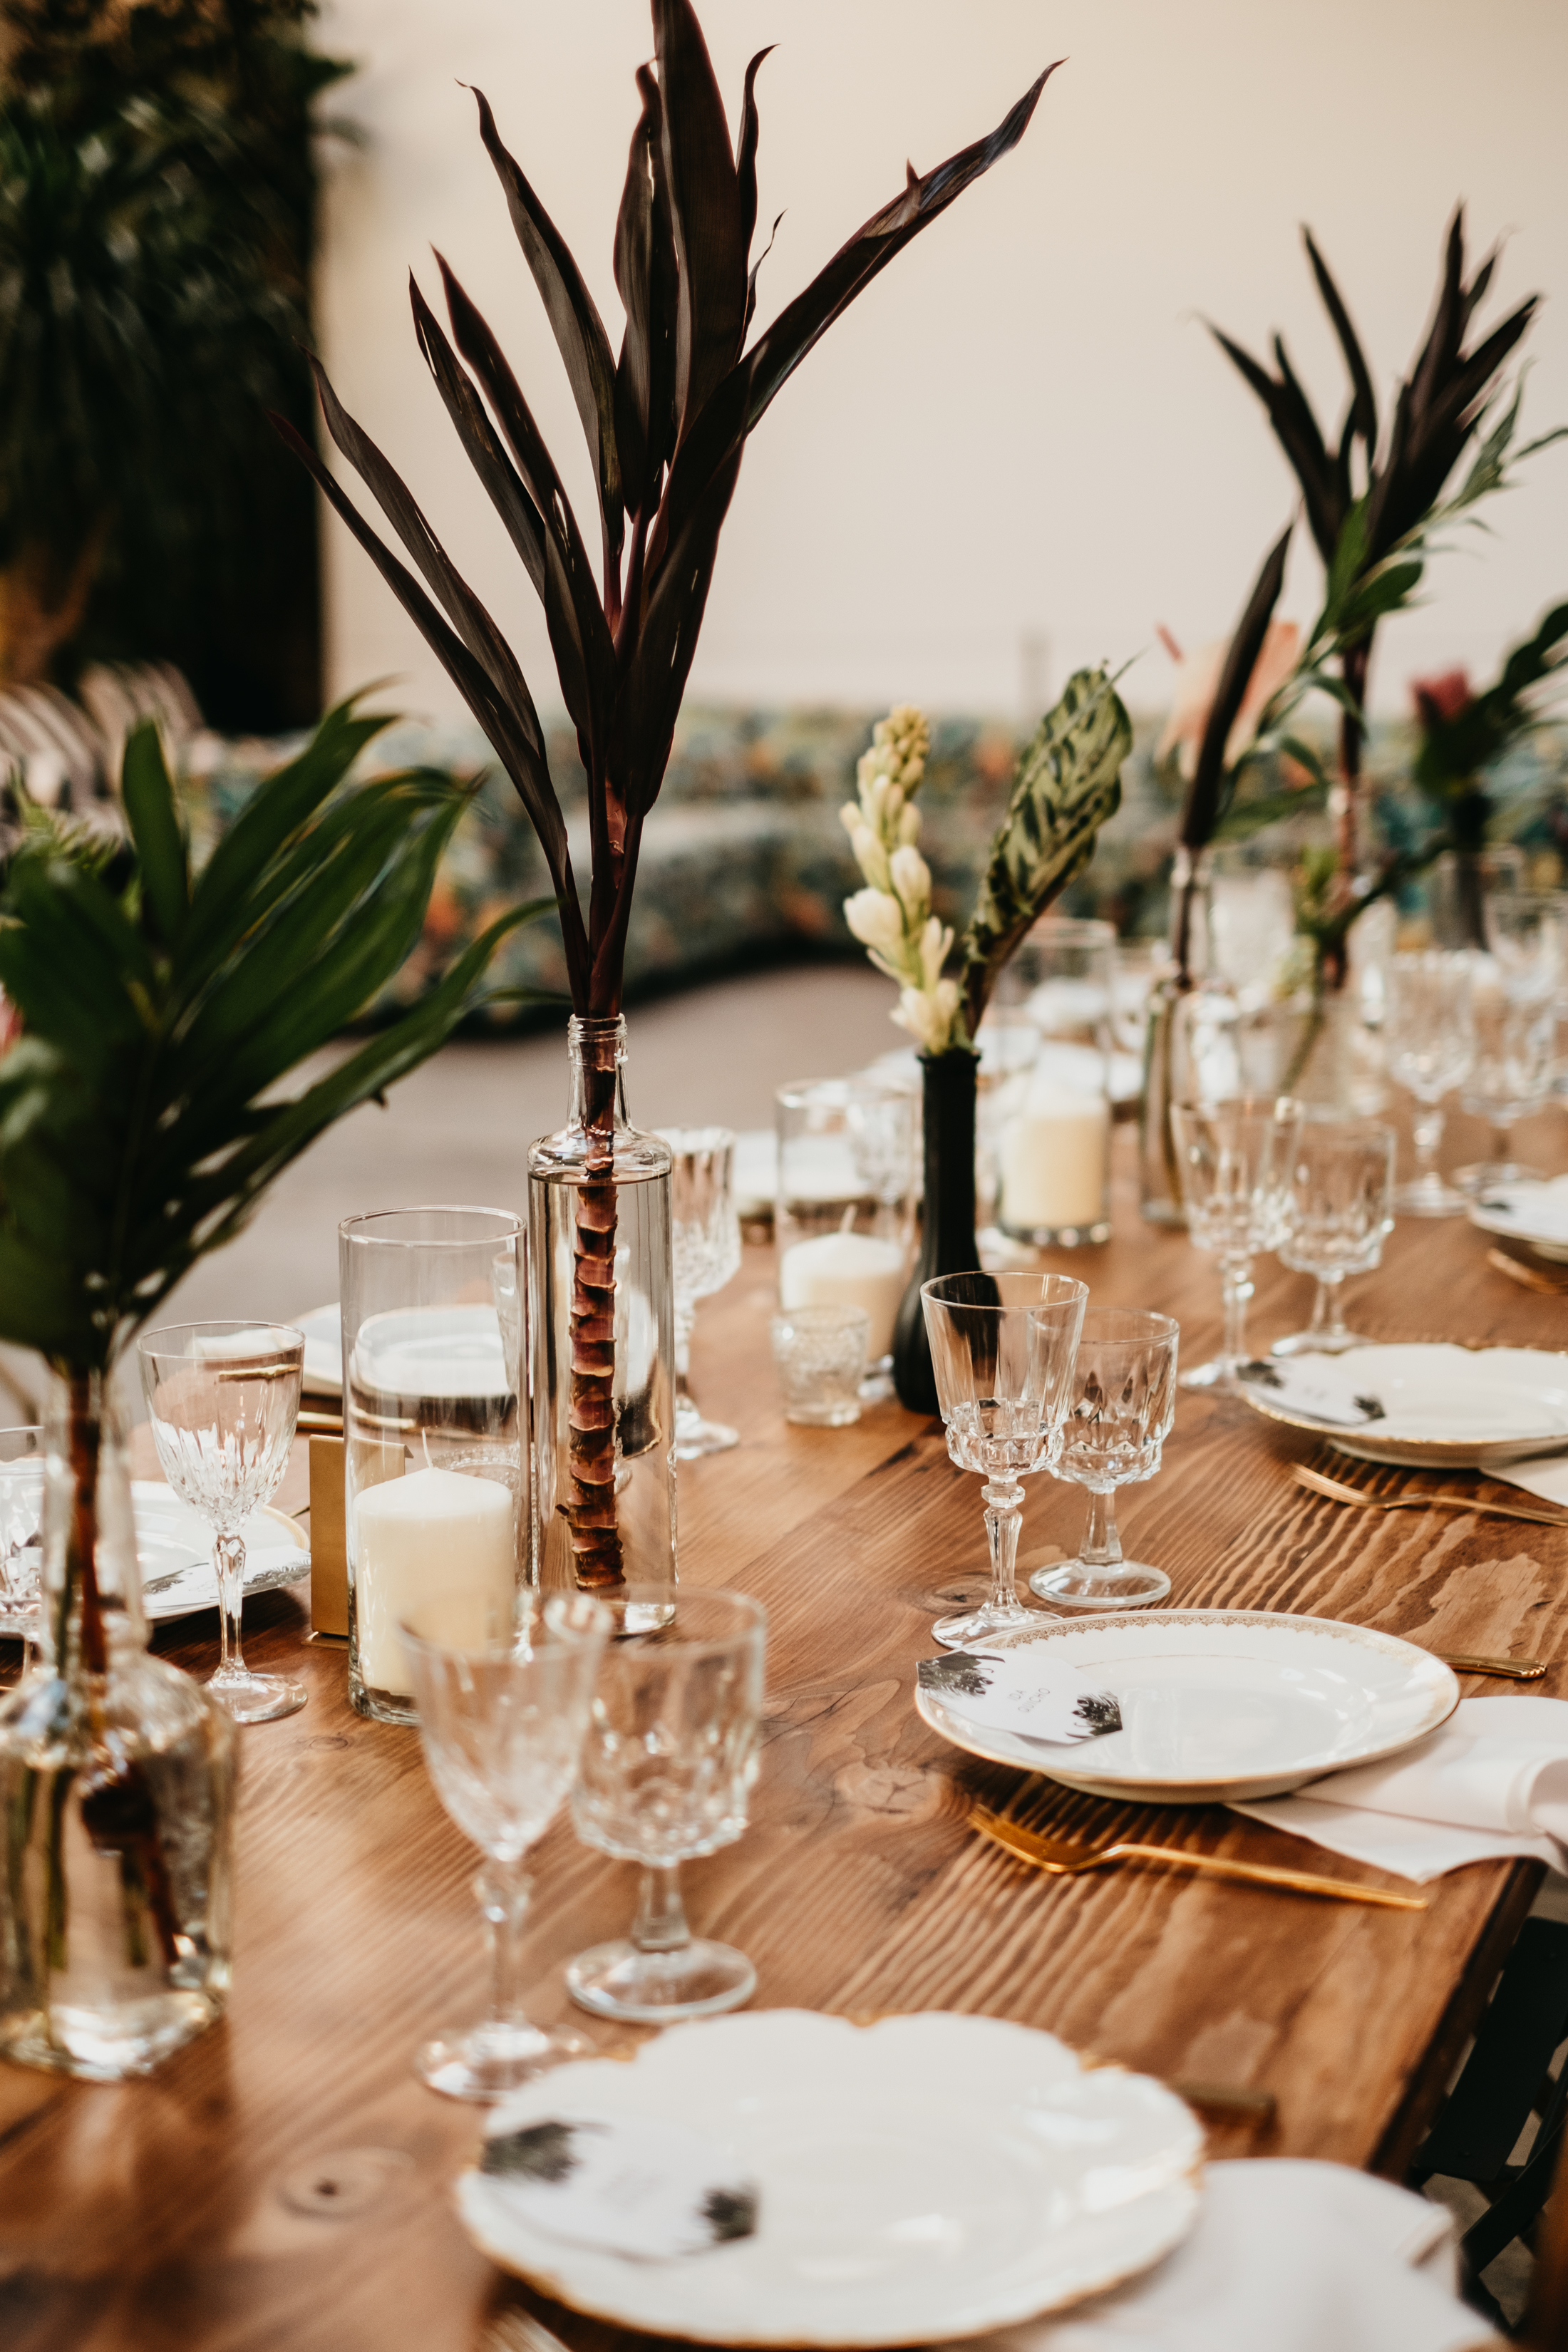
[528,1016,677,1607]
[0,1373,236,2078]
[1139,847,1229,1227]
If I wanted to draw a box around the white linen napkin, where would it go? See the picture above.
[1232,1696,1568,1882]
[971,2159,1483,2352]
[1495,1451,1568,1507]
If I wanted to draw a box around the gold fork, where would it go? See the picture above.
[971,1805,1427,1910]
[1487,1247,1568,1296]
[1291,1461,1568,1531]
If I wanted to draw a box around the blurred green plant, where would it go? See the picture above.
[1212,210,1564,875]
[0,698,545,1372]
[0,2,349,715]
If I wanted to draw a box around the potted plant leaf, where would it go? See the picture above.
[0,701,542,2078]
[277,0,1059,1589]
[838,675,1132,1410]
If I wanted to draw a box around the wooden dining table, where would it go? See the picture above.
[3,1130,1566,2351]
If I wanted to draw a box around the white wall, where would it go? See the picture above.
[315,0,1568,723]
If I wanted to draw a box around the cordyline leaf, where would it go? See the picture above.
[613,71,660,522]
[411,273,547,601]
[437,257,619,788]
[1210,327,1342,563]
[958,667,1131,1036]
[119,722,190,949]
[743,63,1058,435]
[736,46,775,266]
[269,411,590,1005]
[470,86,624,592]
[654,0,749,444]
[1181,522,1293,852]
[1304,228,1376,462]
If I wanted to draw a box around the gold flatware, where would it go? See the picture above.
[1291,1461,1568,1530]
[1170,2079,1277,2125]
[1438,1651,1549,1682]
[1487,1246,1568,1296]
[297,1410,343,1434]
[970,1805,1427,1911]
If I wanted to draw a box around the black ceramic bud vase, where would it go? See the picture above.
[892,1051,982,1414]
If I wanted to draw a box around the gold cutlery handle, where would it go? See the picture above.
[1114,1844,1427,1910]
[1412,1495,1568,1528]
[1439,1651,1549,1681]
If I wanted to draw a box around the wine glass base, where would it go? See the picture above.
[1029,1560,1170,1610]
[416,2016,594,2101]
[1453,1160,1546,1197]
[674,1414,740,1461]
[208,1668,306,1724]
[1394,1175,1470,1218]
[566,1939,755,2025]
[1177,1357,1241,1395]
[931,1595,1036,1650]
[1271,1327,1371,1357]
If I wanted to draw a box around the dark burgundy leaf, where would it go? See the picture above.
[1209,326,1341,563]
[270,411,590,1003]
[736,46,774,260]
[654,0,749,443]
[743,210,784,339]
[470,86,624,587]
[613,73,659,522]
[409,274,546,601]
[1303,229,1377,460]
[1181,522,1293,852]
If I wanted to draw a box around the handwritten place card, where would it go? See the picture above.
[917,1650,1123,1745]
[479,2114,759,2261]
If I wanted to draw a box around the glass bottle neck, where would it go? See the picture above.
[41,1370,148,1673]
[567,1015,629,1135]
[1169,847,1214,986]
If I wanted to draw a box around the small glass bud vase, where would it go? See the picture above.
[529,1016,677,1611]
[0,1373,237,2079]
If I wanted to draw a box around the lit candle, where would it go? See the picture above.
[778,1232,907,1360]
[1000,1090,1110,1234]
[353,1465,517,1698]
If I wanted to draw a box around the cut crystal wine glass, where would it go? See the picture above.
[1273,1118,1396,1356]
[1457,896,1567,1192]
[138,1321,306,1723]
[919,1272,1088,1650]
[1030,1308,1179,1610]
[568,1586,765,2024]
[1383,952,1475,1216]
[402,1590,609,2099]
[659,1127,742,1458]
[1170,1095,1303,1393]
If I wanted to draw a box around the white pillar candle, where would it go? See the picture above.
[354,1465,516,1696]
[778,1232,907,1359]
[1001,1092,1110,1232]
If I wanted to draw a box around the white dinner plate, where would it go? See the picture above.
[456,2010,1202,2346]
[1468,1176,1568,1264]
[914,1610,1459,1804]
[1,1482,310,1638]
[1239,1341,1568,1467]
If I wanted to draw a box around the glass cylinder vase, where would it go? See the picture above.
[0,1373,236,2078]
[775,1073,917,1397]
[340,1207,525,1726]
[529,1016,676,1611]
[999,916,1115,1247]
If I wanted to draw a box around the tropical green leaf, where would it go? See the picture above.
[957,667,1130,1035]
[118,721,189,949]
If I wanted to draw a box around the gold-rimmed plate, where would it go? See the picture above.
[1239,1342,1568,1468]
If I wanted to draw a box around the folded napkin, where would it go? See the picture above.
[971,2159,1482,2352]
[1233,1696,1568,1881]
[1497,1451,1568,1507]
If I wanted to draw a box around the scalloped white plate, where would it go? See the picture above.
[1469,1177,1568,1264]
[0,1481,309,1639]
[457,2010,1203,2346]
[915,1610,1459,1803]
[1239,1341,1568,1466]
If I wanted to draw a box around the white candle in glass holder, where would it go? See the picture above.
[778,1231,906,1359]
[354,1465,516,1697]
[1001,1090,1111,1232]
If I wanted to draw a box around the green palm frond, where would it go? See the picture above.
[0,698,548,1371]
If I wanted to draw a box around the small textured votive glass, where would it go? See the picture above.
[770,1305,870,1427]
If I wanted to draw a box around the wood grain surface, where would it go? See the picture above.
[2,1129,1565,2352]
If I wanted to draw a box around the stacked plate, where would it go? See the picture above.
[1469,1175,1568,1265]
[0,1483,309,1640]
[457,2009,1203,2345]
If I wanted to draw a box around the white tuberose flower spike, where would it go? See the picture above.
[842,702,964,1053]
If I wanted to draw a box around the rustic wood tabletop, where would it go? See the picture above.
[3,1132,1564,2352]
